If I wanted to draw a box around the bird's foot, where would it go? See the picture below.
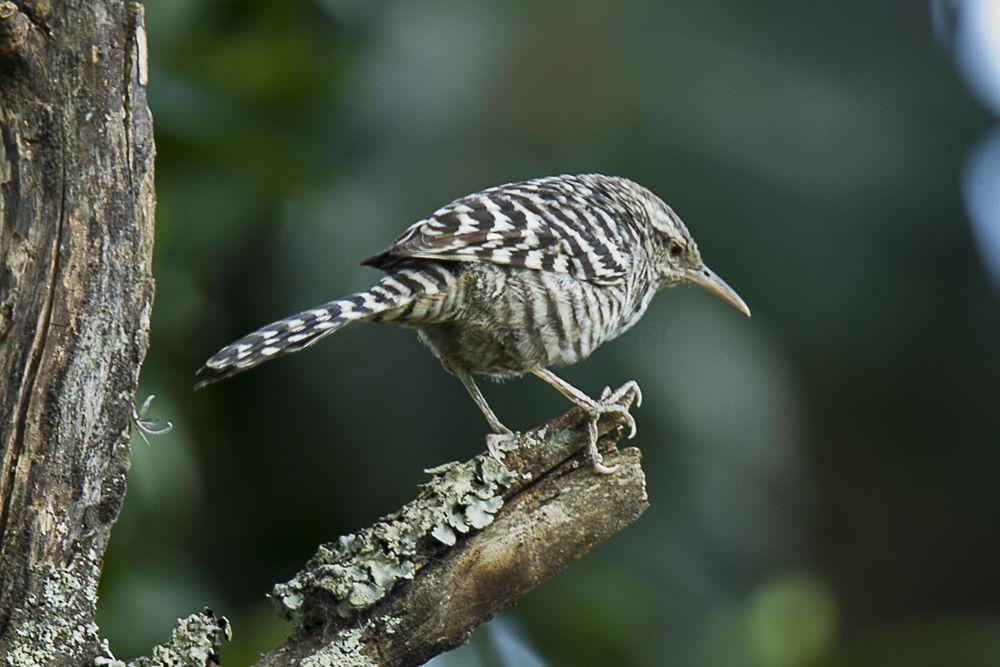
[584,380,643,474]
[599,380,643,409]
[485,428,516,461]
[587,389,640,440]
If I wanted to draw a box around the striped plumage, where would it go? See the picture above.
[199,174,750,472]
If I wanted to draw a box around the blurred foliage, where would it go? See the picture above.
[97,1,1000,664]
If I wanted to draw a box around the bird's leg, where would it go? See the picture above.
[456,369,515,460]
[531,368,641,474]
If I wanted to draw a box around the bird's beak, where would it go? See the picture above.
[688,266,751,318]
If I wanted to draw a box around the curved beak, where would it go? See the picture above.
[688,266,751,318]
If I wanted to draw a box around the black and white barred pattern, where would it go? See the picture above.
[197,262,460,386]
[364,174,665,285]
[413,263,660,377]
[200,174,695,385]
[199,173,752,476]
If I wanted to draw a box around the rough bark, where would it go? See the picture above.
[256,395,649,667]
[0,1,154,663]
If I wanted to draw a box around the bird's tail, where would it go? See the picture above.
[196,265,453,387]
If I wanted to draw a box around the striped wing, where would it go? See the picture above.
[363,175,639,285]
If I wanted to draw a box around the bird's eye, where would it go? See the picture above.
[669,241,684,258]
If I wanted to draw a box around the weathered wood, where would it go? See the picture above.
[0,2,154,663]
[256,394,649,667]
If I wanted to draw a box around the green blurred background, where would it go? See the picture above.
[97,1,1000,665]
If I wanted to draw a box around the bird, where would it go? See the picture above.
[197,174,750,473]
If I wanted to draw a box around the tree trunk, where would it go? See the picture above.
[0,1,154,663]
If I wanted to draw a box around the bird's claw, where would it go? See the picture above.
[591,456,620,475]
[591,401,636,439]
[606,380,642,408]
[581,381,644,473]
[619,409,637,439]
[590,380,642,439]
[630,382,643,408]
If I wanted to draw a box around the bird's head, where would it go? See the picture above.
[642,190,751,318]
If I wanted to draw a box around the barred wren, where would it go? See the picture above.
[199,174,750,472]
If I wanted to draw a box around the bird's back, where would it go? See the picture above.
[364,174,656,286]
[367,175,663,376]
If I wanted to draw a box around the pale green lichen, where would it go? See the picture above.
[527,424,573,450]
[299,625,374,667]
[5,548,103,666]
[3,540,228,667]
[378,615,403,636]
[95,609,231,667]
[273,455,516,622]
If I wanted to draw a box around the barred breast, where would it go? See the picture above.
[408,262,658,378]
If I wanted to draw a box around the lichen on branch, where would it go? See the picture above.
[94,609,231,667]
[272,455,517,620]
[257,387,648,666]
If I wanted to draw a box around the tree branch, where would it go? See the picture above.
[257,391,648,666]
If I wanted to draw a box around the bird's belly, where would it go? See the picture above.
[416,265,626,376]
[417,321,535,376]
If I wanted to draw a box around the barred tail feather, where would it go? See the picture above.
[196,267,447,387]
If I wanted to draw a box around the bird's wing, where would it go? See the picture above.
[362,176,637,285]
